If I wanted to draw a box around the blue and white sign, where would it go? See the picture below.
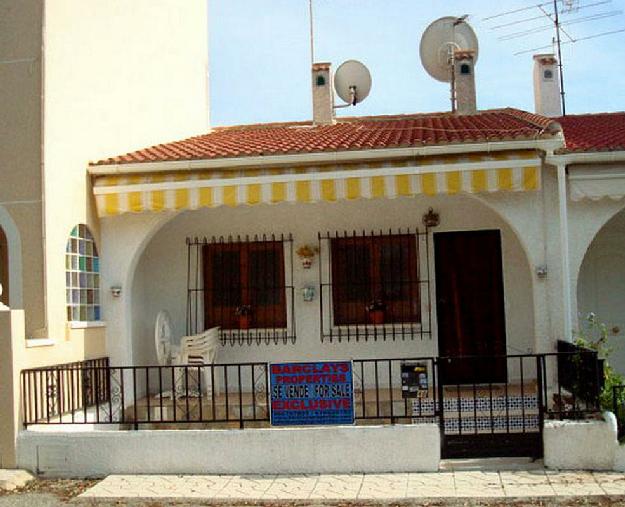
[269,361,354,426]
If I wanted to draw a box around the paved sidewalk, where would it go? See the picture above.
[80,470,625,500]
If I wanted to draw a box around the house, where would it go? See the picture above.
[3,4,625,473]
[0,0,209,468]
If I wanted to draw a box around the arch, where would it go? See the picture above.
[577,206,625,373]
[0,204,23,308]
[123,192,537,365]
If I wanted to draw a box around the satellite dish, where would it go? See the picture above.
[419,16,479,82]
[334,60,372,106]
[155,310,173,365]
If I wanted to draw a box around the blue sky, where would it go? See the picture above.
[208,0,625,126]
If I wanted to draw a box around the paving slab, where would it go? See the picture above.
[0,469,34,492]
[79,469,625,501]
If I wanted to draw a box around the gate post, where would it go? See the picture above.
[536,355,545,455]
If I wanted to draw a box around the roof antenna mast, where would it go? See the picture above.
[309,0,315,65]
[484,0,624,117]
[552,0,566,114]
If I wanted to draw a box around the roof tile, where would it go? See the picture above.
[92,108,559,166]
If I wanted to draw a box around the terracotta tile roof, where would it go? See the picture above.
[557,112,625,153]
[91,108,557,166]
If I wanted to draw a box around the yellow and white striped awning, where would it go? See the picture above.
[93,151,541,217]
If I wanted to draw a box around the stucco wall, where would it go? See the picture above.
[543,413,618,470]
[0,0,46,333]
[109,192,537,369]
[41,0,209,347]
[17,424,440,477]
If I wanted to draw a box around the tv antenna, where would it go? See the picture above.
[484,0,624,115]
[419,16,479,113]
[333,60,372,108]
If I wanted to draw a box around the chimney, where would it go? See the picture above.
[533,54,562,117]
[453,50,477,115]
[312,62,334,125]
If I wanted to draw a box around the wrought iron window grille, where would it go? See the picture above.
[318,228,432,343]
[186,234,296,346]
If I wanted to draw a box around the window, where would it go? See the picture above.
[203,241,286,330]
[66,224,101,322]
[544,69,554,80]
[316,74,326,86]
[460,63,471,75]
[330,234,420,326]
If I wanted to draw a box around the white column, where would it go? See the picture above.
[557,162,573,341]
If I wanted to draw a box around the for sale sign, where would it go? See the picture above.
[269,361,354,426]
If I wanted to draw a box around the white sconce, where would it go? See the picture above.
[111,286,122,297]
[302,286,316,302]
[535,266,548,279]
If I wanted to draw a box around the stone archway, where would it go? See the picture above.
[577,208,625,374]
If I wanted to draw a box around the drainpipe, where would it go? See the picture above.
[556,162,572,342]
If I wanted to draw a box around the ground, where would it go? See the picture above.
[3,479,625,507]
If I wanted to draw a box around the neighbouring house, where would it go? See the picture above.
[3,5,625,473]
[0,0,209,468]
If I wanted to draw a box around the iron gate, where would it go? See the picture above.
[436,351,602,459]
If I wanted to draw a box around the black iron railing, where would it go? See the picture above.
[318,229,432,343]
[613,384,625,439]
[21,357,110,424]
[21,352,602,431]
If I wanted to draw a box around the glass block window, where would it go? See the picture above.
[66,224,101,322]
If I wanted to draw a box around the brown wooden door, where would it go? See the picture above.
[434,230,507,384]
[0,227,8,306]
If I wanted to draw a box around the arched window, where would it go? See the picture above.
[66,224,101,322]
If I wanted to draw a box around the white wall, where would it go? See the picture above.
[17,424,440,477]
[543,413,618,470]
[41,0,209,342]
[126,193,535,368]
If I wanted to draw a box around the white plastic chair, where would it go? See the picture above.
[172,327,220,399]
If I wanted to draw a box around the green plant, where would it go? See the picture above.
[574,312,625,413]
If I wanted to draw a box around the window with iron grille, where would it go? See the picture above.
[187,235,295,346]
[319,229,431,342]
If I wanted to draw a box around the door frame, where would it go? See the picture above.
[432,229,508,385]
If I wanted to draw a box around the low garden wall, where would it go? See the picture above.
[17,423,440,477]
[543,412,618,470]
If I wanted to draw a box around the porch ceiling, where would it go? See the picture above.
[92,150,541,217]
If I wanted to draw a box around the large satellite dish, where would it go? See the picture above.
[334,60,372,106]
[419,16,479,83]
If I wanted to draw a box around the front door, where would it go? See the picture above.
[434,230,507,384]
[0,227,8,306]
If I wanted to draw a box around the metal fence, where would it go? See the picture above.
[21,352,602,433]
[21,357,110,424]
[613,384,625,439]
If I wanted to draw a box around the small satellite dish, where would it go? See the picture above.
[420,16,479,82]
[334,60,372,106]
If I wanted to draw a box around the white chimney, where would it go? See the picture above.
[533,54,562,117]
[453,50,477,115]
[312,62,334,125]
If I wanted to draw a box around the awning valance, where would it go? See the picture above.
[93,151,541,217]
[569,166,625,201]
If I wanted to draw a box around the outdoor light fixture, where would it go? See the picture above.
[110,286,122,297]
[422,207,440,228]
[536,266,548,279]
